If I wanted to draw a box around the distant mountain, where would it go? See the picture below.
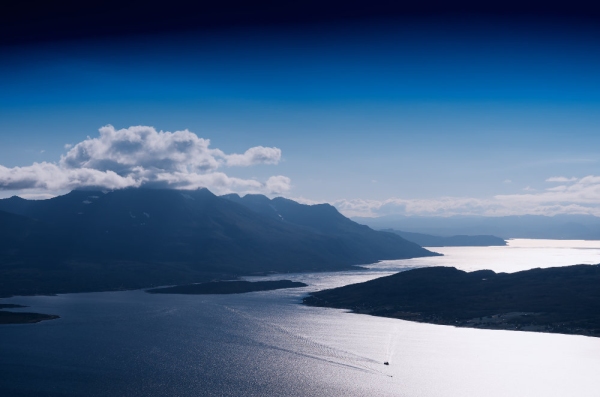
[353,214,600,240]
[382,229,506,247]
[0,189,437,297]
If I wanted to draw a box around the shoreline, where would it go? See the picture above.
[346,307,600,338]
[146,279,308,295]
[0,310,60,325]
[303,265,600,339]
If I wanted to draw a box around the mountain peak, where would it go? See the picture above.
[0,188,437,297]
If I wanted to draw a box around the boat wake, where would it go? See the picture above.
[222,305,394,378]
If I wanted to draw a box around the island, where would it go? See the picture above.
[0,304,59,324]
[0,304,27,309]
[382,229,507,247]
[147,280,308,295]
[303,265,600,337]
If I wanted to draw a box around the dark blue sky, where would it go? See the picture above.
[1,14,599,216]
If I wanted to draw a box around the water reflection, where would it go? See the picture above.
[1,240,599,396]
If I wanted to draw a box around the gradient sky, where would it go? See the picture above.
[1,15,600,217]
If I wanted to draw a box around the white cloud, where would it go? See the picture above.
[60,125,280,173]
[331,175,600,218]
[148,171,290,195]
[265,176,292,194]
[503,179,512,184]
[0,125,288,196]
[288,196,328,205]
[0,162,142,191]
[546,176,578,183]
[225,146,281,167]
[14,192,61,200]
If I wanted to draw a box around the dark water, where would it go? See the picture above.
[2,241,600,396]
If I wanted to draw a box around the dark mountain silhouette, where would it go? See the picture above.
[304,265,600,337]
[0,189,436,297]
[222,194,433,260]
[382,229,506,247]
[0,210,41,255]
[0,210,65,261]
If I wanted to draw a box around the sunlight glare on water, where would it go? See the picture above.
[1,240,599,396]
[367,238,600,273]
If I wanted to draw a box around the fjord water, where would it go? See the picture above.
[1,240,600,396]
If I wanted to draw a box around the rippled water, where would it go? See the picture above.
[1,239,599,396]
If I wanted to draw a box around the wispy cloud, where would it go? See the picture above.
[546,176,578,183]
[0,125,290,196]
[331,175,600,218]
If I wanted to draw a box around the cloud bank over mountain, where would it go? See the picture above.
[2,126,598,218]
[331,176,600,217]
[0,125,290,196]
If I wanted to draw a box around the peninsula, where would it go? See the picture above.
[147,280,308,295]
[0,304,59,324]
[303,265,600,337]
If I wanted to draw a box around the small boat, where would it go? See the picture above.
[384,361,389,365]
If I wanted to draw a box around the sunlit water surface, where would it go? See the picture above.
[1,239,599,396]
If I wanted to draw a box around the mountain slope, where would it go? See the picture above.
[0,189,437,296]
[222,194,437,260]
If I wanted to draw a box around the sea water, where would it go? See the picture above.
[1,239,599,396]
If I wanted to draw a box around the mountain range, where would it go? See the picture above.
[0,189,436,297]
[382,229,506,247]
[353,214,600,240]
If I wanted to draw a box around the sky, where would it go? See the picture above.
[1,7,600,217]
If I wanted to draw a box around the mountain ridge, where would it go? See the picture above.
[0,189,437,297]
[222,193,432,260]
